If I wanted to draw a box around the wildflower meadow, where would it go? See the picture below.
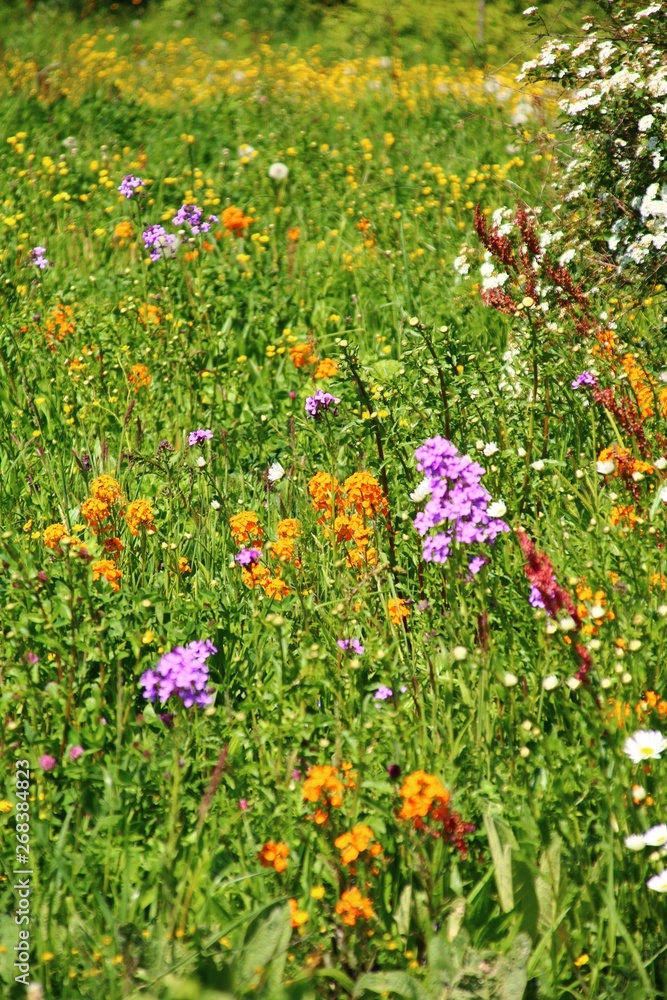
[2,0,667,996]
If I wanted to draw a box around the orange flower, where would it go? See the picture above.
[178,556,191,574]
[124,499,155,535]
[289,342,317,369]
[610,505,639,527]
[308,472,341,516]
[398,770,449,821]
[113,221,133,241]
[44,304,75,348]
[342,472,388,518]
[258,841,289,872]
[263,575,291,601]
[242,563,271,589]
[81,497,111,530]
[138,303,161,326]
[302,764,345,816]
[276,518,301,539]
[314,358,338,380]
[287,226,301,243]
[334,824,375,865]
[128,363,152,391]
[289,898,309,928]
[270,538,296,563]
[335,887,374,926]
[388,597,409,625]
[622,353,655,420]
[43,523,68,551]
[650,573,667,590]
[90,475,123,506]
[92,559,123,591]
[222,205,252,233]
[229,511,264,544]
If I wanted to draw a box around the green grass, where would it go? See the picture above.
[0,5,666,1000]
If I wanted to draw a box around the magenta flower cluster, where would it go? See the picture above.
[305,390,340,419]
[173,203,218,235]
[118,174,145,199]
[188,428,213,446]
[571,371,598,390]
[30,246,51,269]
[337,637,365,655]
[413,436,509,566]
[236,548,262,566]
[140,639,216,708]
[142,225,178,262]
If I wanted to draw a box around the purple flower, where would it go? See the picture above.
[118,174,145,198]
[25,651,39,665]
[413,436,509,566]
[291,769,301,781]
[140,639,216,708]
[159,712,174,728]
[30,246,51,269]
[528,585,547,611]
[68,745,83,762]
[39,754,56,772]
[571,371,598,390]
[337,638,365,655]
[188,428,214,446]
[172,203,218,235]
[142,224,178,262]
[239,798,249,810]
[236,547,262,566]
[374,685,393,701]
[305,390,340,419]
[468,555,489,578]
[387,763,402,780]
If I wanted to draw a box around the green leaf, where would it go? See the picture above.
[535,836,561,936]
[393,883,412,937]
[240,904,291,991]
[372,359,403,382]
[353,970,434,999]
[483,813,515,913]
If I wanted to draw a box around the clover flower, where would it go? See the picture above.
[139,639,216,708]
[413,436,509,565]
[118,174,145,198]
[69,746,84,761]
[305,390,340,419]
[374,685,393,700]
[39,754,56,772]
[188,428,213,446]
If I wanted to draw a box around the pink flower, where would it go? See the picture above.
[39,754,56,772]
[69,746,83,761]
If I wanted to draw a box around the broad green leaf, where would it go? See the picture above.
[483,813,514,913]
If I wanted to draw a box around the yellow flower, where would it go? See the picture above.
[0,800,13,813]
[310,886,325,900]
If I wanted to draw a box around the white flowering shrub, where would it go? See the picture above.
[520,1,667,273]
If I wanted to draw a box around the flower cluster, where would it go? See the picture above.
[413,436,509,568]
[335,887,374,926]
[172,203,218,235]
[117,174,145,198]
[302,763,355,824]
[305,390,340,419]
[308,470,387,569]
[288,340,339,381]
[221,205,252,233]
[188,427,213,446]
[334,824,379,865]
[139,639,215,708]
[30,245,51,269]
[142,224,178,261]
[258,841,289,872]
[229,513,296,600]
[398,770,474,858]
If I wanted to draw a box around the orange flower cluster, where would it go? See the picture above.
[388,597,410,625]
[334,824,381,866]
[289,898,309,928]
[91,475,123,506]
[128,363,152,390]
[302,763,355,824]
[258,841,289,872]
[270,518,301,565]
[287,226,301,243]
[637,690,667,720]
[44,303,75,350]
[113,220,134,242]
[222,205,252,233]
[287,341,338,381]
[610,505,640,528]
[597,444,653,481]
[92,559,123,591]
[43,522,69,551]
[575,582,614,636]
[335,887,374,926]
[229,511,264,545]
[138,303,161,326]
[398,770,450,822]
[308,471,387,568]
[124,499,155,536]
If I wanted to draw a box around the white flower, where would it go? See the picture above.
[639,114,655,133]
[625,834,647,851]
[196,456,207,468]
[531,459,545,471]
[409,478,432,503]
[452,646,468,662]
[487,500,507,518]
[545,620,558,634]
[597,459,615,474]
[210,500,221,510]
[483,441,499,457]
[654,456,667,469]
[542,674,559,691]
[238,144,257,160]
[517,446,527,458]
[268,162,289,181]
[523,5,538,14]
[660,486,667,504]
[644,824,667,847]
[503,672,519,687]
[559,616,576,632]
[589,605,605,619]
[632,785,647,803]
[453,253,470,275]
[623,730,667,764]
[268,461,285,483]
[558,248,576,265]
[600,677,612,689]
[647,868,667,893]
[566,677,581,691]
